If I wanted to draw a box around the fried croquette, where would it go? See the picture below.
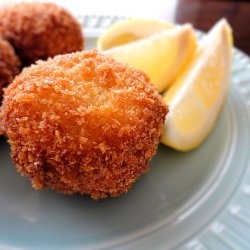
[0,37,20,98]
[0,2,83,66]
[0,50,168,199]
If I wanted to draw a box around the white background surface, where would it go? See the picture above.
[1,0,178,21]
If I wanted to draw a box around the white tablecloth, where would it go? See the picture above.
[1,0,178,22]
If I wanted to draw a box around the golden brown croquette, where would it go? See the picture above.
[0,2,84,66]
[0,50,168,199]
[0,37,20,98]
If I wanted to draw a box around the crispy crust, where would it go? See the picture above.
[0,50,168,199]
[0,2,83,66]
[0,38,20,98]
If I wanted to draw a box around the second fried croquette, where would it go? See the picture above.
[0,38,20,99]
[0,50,168,199]
[0,2,83,66]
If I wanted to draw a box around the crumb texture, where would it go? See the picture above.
[0,38,20,98]
[0,2,83,66]
[0,50,168,199]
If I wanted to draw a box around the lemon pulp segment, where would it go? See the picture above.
[161,19,232,151]
[104,25,197,92]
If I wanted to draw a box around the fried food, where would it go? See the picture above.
[0,37,20,99]
[0,50,168,199]
[0,2,83,66]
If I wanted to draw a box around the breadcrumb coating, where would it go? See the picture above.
[0,38,20,98]
[0,50,168,199]
[0,2,83,66]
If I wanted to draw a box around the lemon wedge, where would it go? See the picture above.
[104,24,197,92]
[161,19,233,151]
[97,19,174,51]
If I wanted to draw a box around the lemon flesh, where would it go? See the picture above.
[97,19,174,51]
[161,19,233,151]
[104,25,196,92]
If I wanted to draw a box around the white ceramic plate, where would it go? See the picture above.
[0,16,250,250]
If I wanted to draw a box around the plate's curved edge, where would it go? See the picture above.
[80,15,250,250]
[192,57,250,250]
[185,30,250,250]
[77,14,128,37]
